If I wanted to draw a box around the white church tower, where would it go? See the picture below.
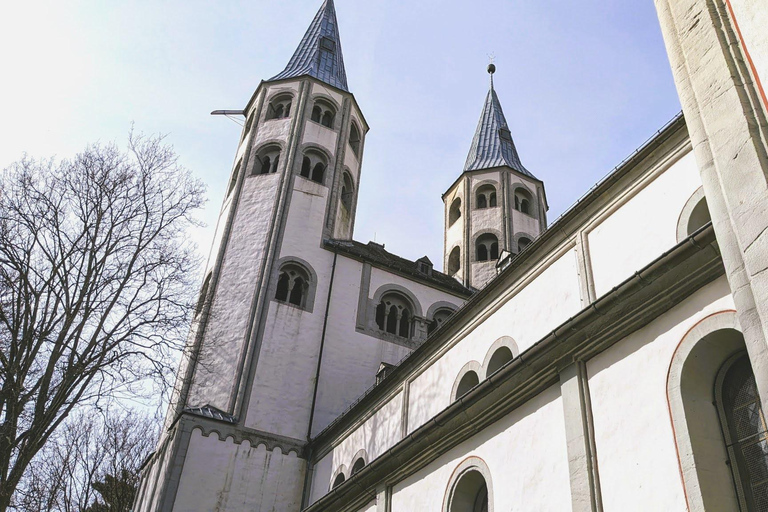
[443,65,548,289]
[134,1,370,510]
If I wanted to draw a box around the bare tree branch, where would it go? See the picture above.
[0,133,205,510]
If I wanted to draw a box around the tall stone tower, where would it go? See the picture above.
[443,66,547,289]
[136,1,369,510]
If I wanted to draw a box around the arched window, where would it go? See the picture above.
[275,264,310,308]
[341,172,354,211]
[455,371,479,400]
[514,188,534,216]
[447,247,461,276]
[517,237,531,253]
[322,110,334,128]
[349,122,361,157]
[227,163,241,197]
[428,307,455,335]
[718,354,768,511]
[351,458,365,475]
[266,94,293,121]
[687,197,711,236]
[449,198,462,226]
[311,106,323,123]
[476,234,499,262]
[375,292,414,339]
[254,145,281,175]
[332,473,346,489]
[241,112,256,143]
[448,469,489,512]
[310,100,336,128]
[486,346,514,376]
[475,185,497,210]
[300,151,328,185]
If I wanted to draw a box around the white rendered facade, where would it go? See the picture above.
[135,1,768,511]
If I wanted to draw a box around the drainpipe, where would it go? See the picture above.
[301,249,338,508]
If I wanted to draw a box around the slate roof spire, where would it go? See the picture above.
[270,0,349,91]
[463,66,535,179]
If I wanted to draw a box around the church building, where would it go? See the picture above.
[134,0,768,510]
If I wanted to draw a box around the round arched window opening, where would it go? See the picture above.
[331,472,346,490]
[349,122,362,157]
[341,172,354,211]
[514,188,534,217]
[454,371,479,400]
[351,458,365,475]
[449,198,462,226]
[476,234,499,262]
[429,307,455,335]
[275,264,311,308]
[476,184,497,210]
[266,94,293,121]
[447,247,461,276]
[448,469,489,512]
[486,346,514,376]
[375,292,414,338]
[300,151,328,185]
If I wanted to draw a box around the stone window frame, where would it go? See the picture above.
[251,142,284,176]
[511,182,537,219]
[446,246,461,276]
[512,232,534,254]
[472,180,499,210]
[349,448,368,476]
[451,360,482,402]
[676,186,711,242]
[264,91,294,122]
[427,300,459,336]
[329,464,348,491]
[448,196,463,227]
[667,310,748,512]
[340,170,355,212]
[472,229,502,263]
[348,120,363,158]
[480,336,519,379]
[309,94,340,130]
[298,144,333,187]
[269,257,318,313]
[441,456,495,512]
[363,283,425,346]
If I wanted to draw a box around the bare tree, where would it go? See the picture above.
[12,408,158,512]
[0,133,205,510]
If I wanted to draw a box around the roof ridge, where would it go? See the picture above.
[269,0,349,91]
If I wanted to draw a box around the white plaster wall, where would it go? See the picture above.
[408,248,582,433]
[587,276,734,512]
[330,392,403,478]
[134,434,175,512]
[470,260,497,288]
[470,207,503,237]
[511,211,540,239]
[244,178,333,439]
[357,500,376,512]
[173,429,304,512]
[312,256,414,436]
[312,83,343,106]
[303,121,338,153]
[588,150,701,298]
[391,385,570,512]
[254,118,292,150]
[729,0,767,92]
[189,173,281,410]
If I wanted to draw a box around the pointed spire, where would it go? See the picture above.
[463,67,536,179]
[270,0,349,91]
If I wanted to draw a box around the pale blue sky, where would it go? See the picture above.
[0,0,681,270]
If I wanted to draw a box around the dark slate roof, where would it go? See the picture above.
[463,81,537,179]
[184,404,236,424]
[324,239,473,297]
[269,0,349,92]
